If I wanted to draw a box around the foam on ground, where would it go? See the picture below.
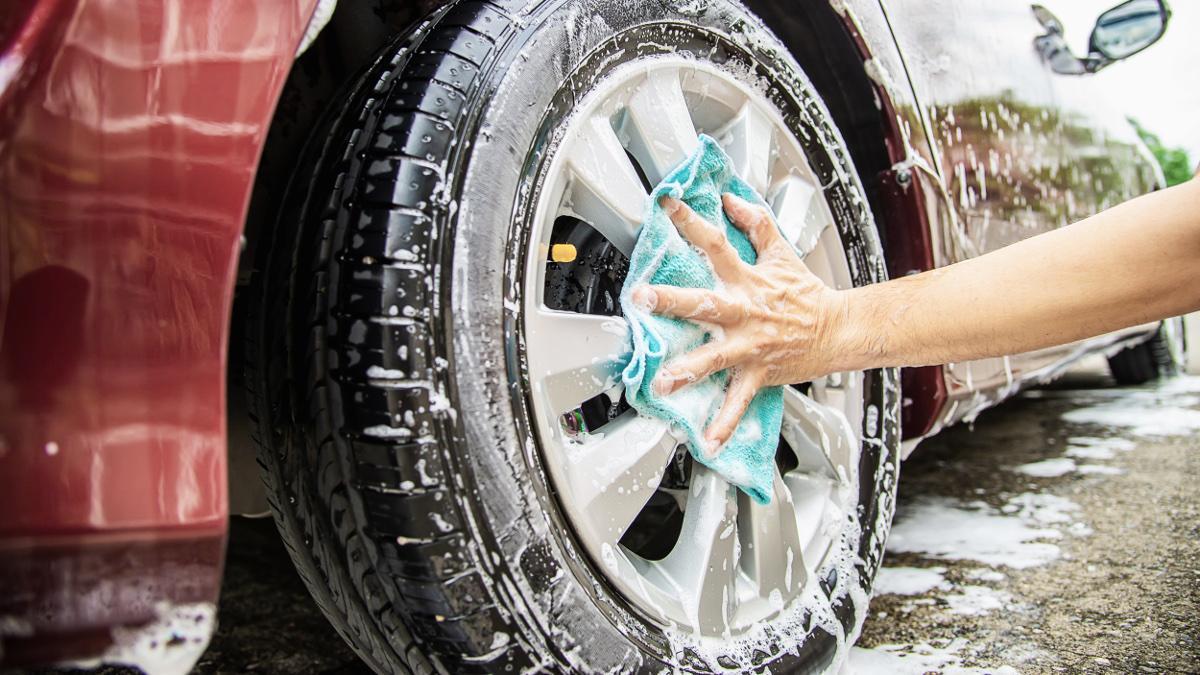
[886,497,1063,569]
[843,639,1020,675]
[872,566,949,597]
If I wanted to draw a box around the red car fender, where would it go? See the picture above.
[0,0,316,666]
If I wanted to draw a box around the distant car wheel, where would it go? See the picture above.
[1107,317,1187,385]
[245,1,899,672]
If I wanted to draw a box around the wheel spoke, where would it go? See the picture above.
[565,114,648,255]
[809,370,864,435]
[805,225,855,295]
[655,465,739,634]
[559,412,680,545]
[781,387,857,481]
[769,174,826,256]
[625,68,700,184]
[525,308,631,416]
[722,102,775,196]
[737,469,808,597]
[782,471,837,560]
[809,370,847,409]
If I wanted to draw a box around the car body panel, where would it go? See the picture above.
[0,0,1165,666]
[0,0,316,664]
[881,0,1065,415]
[875,0,1161,437]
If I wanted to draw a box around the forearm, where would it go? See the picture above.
[833,178,1200,371]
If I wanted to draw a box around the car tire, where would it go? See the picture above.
[245,1,900,672]
[1107,317,1187,385]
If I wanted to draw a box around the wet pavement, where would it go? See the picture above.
[192,519,366,674]
[53,356,1200,674]
[850,356,1200,674]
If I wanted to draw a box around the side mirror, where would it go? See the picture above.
[1032,5,1087,74]
[1089,0,1170,62]
[1032,5,1064,35]
[1034,0,1170,75]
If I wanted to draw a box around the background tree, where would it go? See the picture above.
[1129,118,1194,186]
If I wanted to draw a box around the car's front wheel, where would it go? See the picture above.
[246,1,900,671]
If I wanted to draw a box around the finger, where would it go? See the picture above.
[722,193,785,256]
[652,339,749,397]
[704,370,763,456]
[660,196,746,279]
[632,285,743,324]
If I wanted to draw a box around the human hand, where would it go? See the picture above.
[631,193,847,457]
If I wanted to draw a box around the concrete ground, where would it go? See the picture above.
[850,356,1200,674]
[192,519,365,674]
[48,353,1200,674]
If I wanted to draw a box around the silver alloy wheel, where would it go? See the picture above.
[522,57,866,638]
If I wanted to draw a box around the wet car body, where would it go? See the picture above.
[0,0,1163,667]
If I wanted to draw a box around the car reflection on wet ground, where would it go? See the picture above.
[49,356,1199,674]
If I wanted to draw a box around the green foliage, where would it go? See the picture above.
[1129,118,1194,186]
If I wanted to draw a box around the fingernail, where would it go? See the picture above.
[705,437,723,459]
[632,286,657,311]
[658,195,680,213]
[652,371,672,395]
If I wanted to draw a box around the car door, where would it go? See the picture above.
[881,0,1068,401]
[1038,0,1163,217]
[1000,1,1166,380]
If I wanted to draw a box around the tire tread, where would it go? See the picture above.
[245,1,530,671]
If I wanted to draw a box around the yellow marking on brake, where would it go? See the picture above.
[551,243,577,263]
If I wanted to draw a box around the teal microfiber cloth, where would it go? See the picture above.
[620,134,782,505]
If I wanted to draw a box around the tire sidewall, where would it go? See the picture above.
[442,2,900,671]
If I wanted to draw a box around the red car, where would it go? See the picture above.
[0,0,1180,672]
